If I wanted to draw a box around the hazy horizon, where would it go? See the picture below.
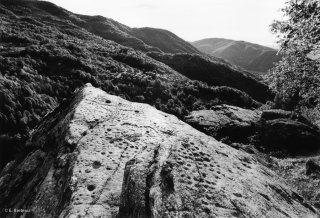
[48,0,287,48]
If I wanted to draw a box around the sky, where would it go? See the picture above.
[48,0,287,48]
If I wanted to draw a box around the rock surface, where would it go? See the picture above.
[0,85,318,217]
[186,106,320,156]
[185,104,261,143]
[257,110,320,155]
[306,160,320,175]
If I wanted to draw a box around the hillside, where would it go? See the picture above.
[148,52,273,103]
[130,27,201,54]
[192,38,282,75]
[72,14,200,54]
[0,0,263,169]
[0,1,200,55]
[0,84,317,217]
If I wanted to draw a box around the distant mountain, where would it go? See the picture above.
[131,27,201,54]
[192,38,282,75]
[74,15,201,54]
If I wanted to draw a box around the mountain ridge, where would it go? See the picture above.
[72,13,201,54]
[192,38,282,75]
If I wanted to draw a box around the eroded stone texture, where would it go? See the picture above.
[118,116,318,217]
[185,104,261,143]
[0,85,318,217]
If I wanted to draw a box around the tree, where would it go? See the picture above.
[266,0,320,110]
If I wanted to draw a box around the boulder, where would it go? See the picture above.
[257,110,320,155]
[306,160,320,175]
[0,85,317,217]
[260,109,312,125]
[185,106,320,156]
[185,104,261,143]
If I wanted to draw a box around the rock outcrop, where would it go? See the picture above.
[0,85,318,217]
[185,104,261,144]
[306,160,320,175]
[257,110,320,155]
[186,106,320,156]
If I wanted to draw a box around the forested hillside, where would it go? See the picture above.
[148,52,273,102]
[0,0,265,168]
[57,9,200,54]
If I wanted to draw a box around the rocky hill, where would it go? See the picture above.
[0,84,317,217]
[192,38,282,75]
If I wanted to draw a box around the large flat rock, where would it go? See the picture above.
[0,84,317,217]
[185,105,261,143]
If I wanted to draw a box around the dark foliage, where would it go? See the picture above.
[148,52,274,103]
[0,134,24,170]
